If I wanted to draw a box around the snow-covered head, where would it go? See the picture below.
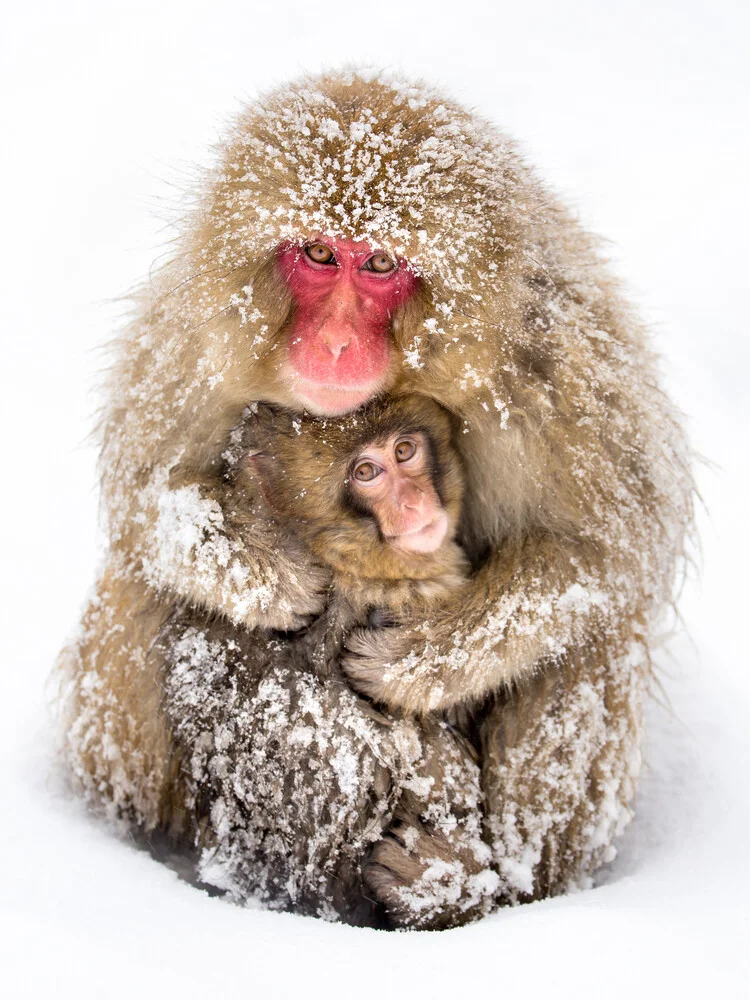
[104,68,692,618]
[199,69,524,292]
[180,69,535,416]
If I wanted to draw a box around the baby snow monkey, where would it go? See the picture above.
[242,392,470,618]
[158,394,498,929]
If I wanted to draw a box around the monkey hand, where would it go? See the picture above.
[342,614,466,715]
[140,474,330,632]
[366,812,498,930]
[248,549,330,632]
[211,519,331,632]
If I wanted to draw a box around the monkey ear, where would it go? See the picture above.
[240,449,265,466]
[238,402,285,454]
[251,402,300,437]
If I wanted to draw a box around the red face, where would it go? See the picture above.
[349,431,448,554]
[277,238,419,415]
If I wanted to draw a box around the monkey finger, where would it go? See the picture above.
[282,563,331,619]
[341,625,427,708]
[340,652,389,703]
[344,625,412,662]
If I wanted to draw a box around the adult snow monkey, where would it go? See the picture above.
[158,394,496,930]
[57,70,693,918]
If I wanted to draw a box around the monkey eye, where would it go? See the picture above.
[305,243,336,265]
[362,252,396,274]
[394,439,417,462]
[353,461,383,483]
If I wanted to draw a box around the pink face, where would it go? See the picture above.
[349,431,449,554]
[277,238,419,416]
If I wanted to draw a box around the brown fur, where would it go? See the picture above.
[55,70,693,926]
[234,395,469,613]
[154,395,486,927]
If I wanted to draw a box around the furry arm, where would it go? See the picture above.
[137,474,329,631]
[342,534,616,715]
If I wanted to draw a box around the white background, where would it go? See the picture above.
[1,1,748,997]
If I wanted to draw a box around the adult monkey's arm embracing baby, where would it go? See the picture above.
[159,394,496,929]
[57,71,693,911]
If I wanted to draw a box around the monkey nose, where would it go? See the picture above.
[320,328,352,361]
[399,484,425,512]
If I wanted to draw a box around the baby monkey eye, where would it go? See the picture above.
[353,461,383,482]
[305,243,336,265]
[363,252,396,274]
[394,439,417,462]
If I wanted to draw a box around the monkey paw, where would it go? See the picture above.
[365,819,498,930]
[341,624,417,707]
[252,560,330,632]
[342,623,449,714]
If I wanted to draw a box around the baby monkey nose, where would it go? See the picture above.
[398,482,425,511]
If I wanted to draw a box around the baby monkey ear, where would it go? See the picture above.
[220,403,281,478]
[236,402,294,455]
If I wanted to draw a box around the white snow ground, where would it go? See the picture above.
[1,2,748,997]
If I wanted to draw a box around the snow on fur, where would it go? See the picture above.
[56,69,694,926]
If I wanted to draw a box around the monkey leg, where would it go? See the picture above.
[365,721,499,930]
[481,630,649,903]
[161,618,434,926]
[56,555,187,834]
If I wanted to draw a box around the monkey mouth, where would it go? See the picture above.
[288,376,389,416]
[389,511,449,554]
